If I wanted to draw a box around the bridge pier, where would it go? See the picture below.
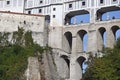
[70,35,84,80]
[106,28,116,48]
[87,29,98,53]
[70,35,78,80]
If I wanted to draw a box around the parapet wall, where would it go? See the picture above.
[0,11,46,46]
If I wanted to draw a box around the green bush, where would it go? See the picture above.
[0,28,45,80]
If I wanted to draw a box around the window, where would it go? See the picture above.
[6,1,10,5]
[113,0,117,1]
[39,9,42,13]
[53,15,55,18]
[53,8,56,11]
[82,1,85,6]
[69,4,72,8]
[40,0,43,4]
[28,11,31,14]
[100,0,104,4]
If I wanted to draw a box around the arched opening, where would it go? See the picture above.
[96,6,120,21]
[111,26,120,41]
[61,55,70,68]
[116,29,120,40]
[76,30,88,52]
[58,55,70,79]
[64,10,90,25]
[76,56,86,80]
[97,27,106,51]
[45,15,50,23]
[102,11,120,21]
[63,32,72,53]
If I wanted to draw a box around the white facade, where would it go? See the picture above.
[0,0,25,13]
[25,0,120,26]
[0,0,120,26]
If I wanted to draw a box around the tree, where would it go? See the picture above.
[83,37,120,80]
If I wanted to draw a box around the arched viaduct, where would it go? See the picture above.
[49,19,120,80]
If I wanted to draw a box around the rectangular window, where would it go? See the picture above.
[82,1,85,6]
[69,4,72,8]
[39,9,42,13]
[6,1,10,5]
[40,0,43,4]
[100,0,104,4]
[53,15,55,18]
[53,8,56,11]
[113,0,117,2]
[28,11,31,14]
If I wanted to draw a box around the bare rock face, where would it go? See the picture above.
[25,51,64,80]
[25,57,41,80]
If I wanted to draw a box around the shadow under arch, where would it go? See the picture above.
[64,10,89,25]
[96,6,120,21]
[111,25,120,40]
[61,55,70,68]
[58,55,70,79]
[97,27,106,50]
[76,56,86,80]
[76,30,88,52]
[111,25,120,36]
[63,31,72,53]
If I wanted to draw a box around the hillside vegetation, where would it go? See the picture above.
[0,28,45,80]
[82,38,120,80]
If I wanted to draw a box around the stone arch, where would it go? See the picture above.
[76,30,88,52]
[64,10,90,25]
[76,56,86,80]
[63,31,72,53]
[110,26,120,44]
[97,27,106,51]
[96,6,120,21]
[111,25,120,37]
[58,55,70,79]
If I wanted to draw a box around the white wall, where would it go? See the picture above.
[0,0,25,13]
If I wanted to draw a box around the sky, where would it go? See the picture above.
[71,10,120,73]
[71,10,120,51]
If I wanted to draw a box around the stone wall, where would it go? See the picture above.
[0,11,46,46]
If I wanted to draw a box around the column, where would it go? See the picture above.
[106,28,116,48]
[90,9,96,23]
[70,35,77,80]
[87,26,98,52]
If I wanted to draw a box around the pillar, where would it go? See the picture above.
[87,28,98,52]
[106,28,116,48]
[70,35,83,80]
[90,9,96,23]
[70,35,77,80]
[97,30,104,51]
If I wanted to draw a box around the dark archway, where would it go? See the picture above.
[111,26,120,40]
[59,55,70,79]
[64,10,90,25]
[63,32,72,53]
[76,56,86,80]
[97,27,106,51]
[61,55,70,68]
[76,30,88,52]
[96,6,120,21]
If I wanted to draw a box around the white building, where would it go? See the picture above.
[0,0,25,13]
[0,0,120,26]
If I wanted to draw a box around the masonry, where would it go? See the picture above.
[0,11,46,46]
[0,0,120,80]
[49,19,120,80]
[0,11,120,80]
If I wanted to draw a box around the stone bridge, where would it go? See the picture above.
[49,19,120,80]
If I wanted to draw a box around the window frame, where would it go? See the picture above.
[6,0,10,5]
